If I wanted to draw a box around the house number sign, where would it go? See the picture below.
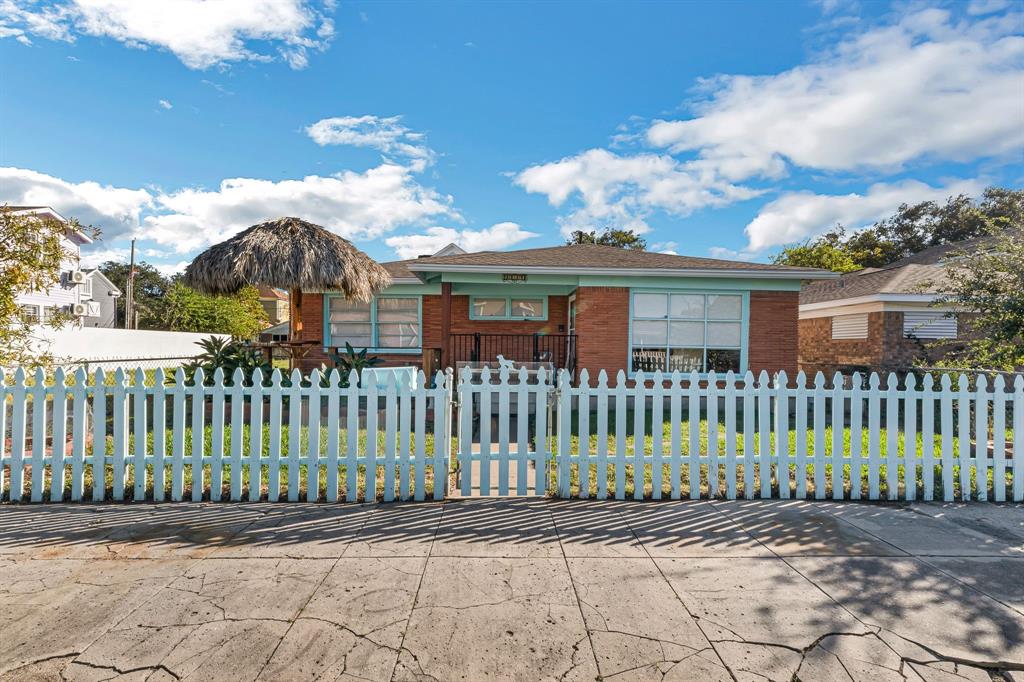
[502,274,528,282]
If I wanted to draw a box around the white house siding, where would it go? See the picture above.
[83,273,119,328]
[15,235,86,320]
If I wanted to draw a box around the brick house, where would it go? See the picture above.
[799,241,975,376]
[291,243,834,381]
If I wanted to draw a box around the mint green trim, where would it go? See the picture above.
[323,293,423,353]
[626,289,749,377]
[441,272,579,286]
[469,294,548,321]
[580,275,801,291]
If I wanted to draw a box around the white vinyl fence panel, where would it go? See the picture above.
[1,366,451,503]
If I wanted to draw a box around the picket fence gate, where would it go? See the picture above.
[0,366,452,504]
[1,364,1022,503]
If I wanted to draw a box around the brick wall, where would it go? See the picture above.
[573,287,630,382]
[747,291,800,378]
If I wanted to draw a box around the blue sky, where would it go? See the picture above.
[1,0,1021,274]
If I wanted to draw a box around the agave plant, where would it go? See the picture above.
[320,342,382,387]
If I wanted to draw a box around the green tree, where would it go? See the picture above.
[772,187,1023,271]
[566,229,647,250]
[0,207,96,367]
[97,260,170,328]
[932,230,1024,371]
[159,282,268,339]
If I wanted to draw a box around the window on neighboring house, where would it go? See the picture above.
[79,276,92,299]
[41,306,57,324]
[470,296,546,320]
[903,311,957,339]
[327,296,421,350]
[19,305,39,324]
[831,313,868,340]
[630,292,744,374]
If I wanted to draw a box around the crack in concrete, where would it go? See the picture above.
[64,658,181,681]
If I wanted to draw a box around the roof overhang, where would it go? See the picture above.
[798,293,962,320]
[405,263,838,280]
[9,206,94,244]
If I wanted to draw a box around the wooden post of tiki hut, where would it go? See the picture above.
[182,217,391,370]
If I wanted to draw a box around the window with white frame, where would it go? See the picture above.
[470,296,546,320]
[631,292,743,373]
[19,304,39,324]
[327,296,420,350]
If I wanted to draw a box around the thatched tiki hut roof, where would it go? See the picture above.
[183,217,391,337]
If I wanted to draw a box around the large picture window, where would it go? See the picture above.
[327,296,421,351]
[631,292,744,374]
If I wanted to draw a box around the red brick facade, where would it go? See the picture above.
[798,311,972,377]
[295,287,802,378]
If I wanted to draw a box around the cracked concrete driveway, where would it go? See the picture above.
[0,500,1021,681]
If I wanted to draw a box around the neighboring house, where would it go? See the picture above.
[9,206,98,326]
[258,286,290,325]
[291,243,834,379]
[258,320,289,343]
[798,240,979,376]
[82,269,122,328]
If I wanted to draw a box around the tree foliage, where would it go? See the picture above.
[932,230,1024,371]
[566,229,647,250]
[772,187,1023,271]
[159,281,268,339]
[97,260,170,328]
[0,208,96,367]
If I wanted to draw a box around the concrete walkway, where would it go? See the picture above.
[0,500,1021,681]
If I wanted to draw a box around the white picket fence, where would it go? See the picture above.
[2,364,1022,503]
[548,369,1024,502]
[0,366,452,503]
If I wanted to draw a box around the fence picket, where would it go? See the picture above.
[325,370,341,502]
[209,368,226,501]
[307,369,323,503]
[229,369,245,502]
[434,370,450,501]
[152,369,167,502]
[267,370,283,502]
[868,374,881,500]
[346,370,359,502]
[724,371,737,500]
[992,375,1006,502]
[285,369,302,502]
[30,367,48,502]
[975,375,989,502]
[633,372,647,500]
[248,368,264,502]
[794,371,807,499]
[50,369,68,502]
[190,368,206,502]
[533,367,548,496]
[743,371,755,499]
[596,370,609,499]
[940,375,954,501]
[131,368,147,501]
[498,366,511,497]
[689,371,702,500]
[848,373,863,500]
[383,370,397,502]
[9,368,27,502]
[170,369,186,501]
[957,375,971,500]
[885,373,899,501]
[831,373,844,501]
[614,370,627,500]
[110,368,129,501]
[774,371,788,499]
[459,366,473,497]
[921,374,934,501]
[478,367,492,496]
[561,369,575,499]
[414,370,427,501]
[399,369,412,500]
[577,368,592,498]
[92,368,107,502]
[757,371,772,499]
[1014,376,1023,502]
[651,370,664,499]
[904,374,918,502]
[0,369,7,498]
[365,373,379,502]
[812,373,826,499]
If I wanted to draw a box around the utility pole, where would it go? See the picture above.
[124,238,136,329]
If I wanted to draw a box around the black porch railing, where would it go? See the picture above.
[450,333,576,371]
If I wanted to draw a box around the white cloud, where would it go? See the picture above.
[385,222,538,260]
[144,163,456,253]
[152,261,189,277]
[78,246,130,268]
[646,8,1024,180]
[651,241,678,255]
[158,99,172,110]
[305,115,434,166]
[0,0,334,70]
[514,148,761,237]
[0,166,153,240]
[743,178,987,252]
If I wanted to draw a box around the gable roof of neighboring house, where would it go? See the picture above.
[799,237,989,306]
[257,286,289,300]
[393,244,834,280]
[4,205,94,245]
[86,269,122,296]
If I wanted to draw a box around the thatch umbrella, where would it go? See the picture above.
[182,217,391,338]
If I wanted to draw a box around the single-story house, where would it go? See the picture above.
[798,240,977,376]
[291,243,835,380]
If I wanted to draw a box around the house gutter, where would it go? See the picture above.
[406,264,839,280]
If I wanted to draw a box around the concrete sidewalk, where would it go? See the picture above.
[0,500,1021,681]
